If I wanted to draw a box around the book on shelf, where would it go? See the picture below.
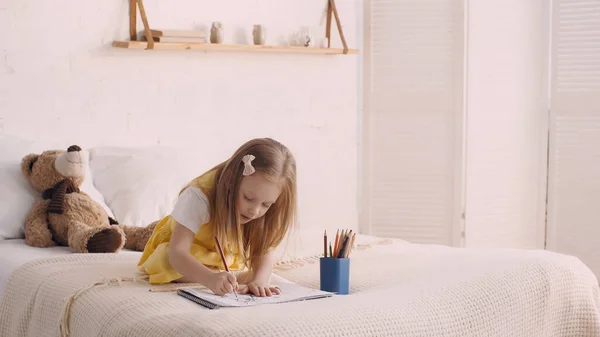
[178,283,334,310]
[150,29,206,38]
[150,36,206,43]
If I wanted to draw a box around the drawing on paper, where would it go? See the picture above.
[218,293,283,306]
[180,283,333,308]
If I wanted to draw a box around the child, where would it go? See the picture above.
[137,138,297,297]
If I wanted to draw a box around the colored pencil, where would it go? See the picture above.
[214,236,238,298]
[348,233,356,257]
[328,229,357,258]
[337,229,345,256]
[341,233,350,258]
[337,233,345,258]
[337,235,350,258]
[324,230,328,257]
[343,233,356,258]
[333,229,340,257]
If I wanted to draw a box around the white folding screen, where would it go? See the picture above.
[362,0,464,246]
[546,0,600,277]
[463,0,549,249]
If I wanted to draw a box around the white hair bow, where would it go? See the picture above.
[242,154,256,176]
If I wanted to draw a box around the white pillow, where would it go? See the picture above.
[89,146,212,228]
[0,162,40,239]
[0,136,114,240]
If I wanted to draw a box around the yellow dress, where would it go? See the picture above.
[137,169,246,284]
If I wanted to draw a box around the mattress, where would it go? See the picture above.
[2,238,599,337]
[0,233,382,297]
[0,234,380,298]
[0,239,141,299]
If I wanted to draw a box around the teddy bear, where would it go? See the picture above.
[20,144,156,253]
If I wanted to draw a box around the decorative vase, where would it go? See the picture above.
[252,24,266,45]
[210,22,224,44]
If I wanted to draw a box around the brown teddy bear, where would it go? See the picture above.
[20,145,156,253]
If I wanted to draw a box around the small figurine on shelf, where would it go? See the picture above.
[289,31,309,47]
[210,22,224,44]
[291,26,311,47]
[303,36,311,47]
[253,24,266,45]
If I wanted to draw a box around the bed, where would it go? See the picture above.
[1,138,599,337]
[0,239,141,300]
[0,237,599,337]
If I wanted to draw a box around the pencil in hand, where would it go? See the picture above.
[214,236,238,298]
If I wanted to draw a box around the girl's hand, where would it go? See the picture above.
[239,281,281,297]
[208,271,238,296]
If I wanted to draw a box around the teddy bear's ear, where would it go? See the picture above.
[21,153,40,179]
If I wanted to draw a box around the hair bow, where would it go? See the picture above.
[242,154,256,176]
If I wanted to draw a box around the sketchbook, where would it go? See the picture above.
[177,283,334,309]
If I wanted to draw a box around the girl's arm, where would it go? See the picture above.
[169,223,237,295]
[168,223,214,284]
[249,250,276,284]
[239,250,280,297]
[166,186,237,295]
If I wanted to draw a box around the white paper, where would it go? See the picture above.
[181,283,333,308]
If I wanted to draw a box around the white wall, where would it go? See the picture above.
[464,0,549,249]
[0,0,361,236]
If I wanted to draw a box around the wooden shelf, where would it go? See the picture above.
[122,0,355,55]
[112,41,359,55]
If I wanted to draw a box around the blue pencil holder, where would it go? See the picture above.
[319,257,350,295]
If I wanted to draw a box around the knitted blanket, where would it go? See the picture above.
[1,241,599,337]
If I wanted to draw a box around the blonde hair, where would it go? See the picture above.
[209,138,297,270]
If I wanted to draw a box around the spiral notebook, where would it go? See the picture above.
[177,283,334,309]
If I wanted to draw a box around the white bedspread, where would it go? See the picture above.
[0,239,599,337]
[0,239,140,299]
[0,240,74,297]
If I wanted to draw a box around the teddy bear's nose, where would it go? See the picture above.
[67,145,82,152]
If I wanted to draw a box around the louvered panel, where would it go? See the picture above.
[548,117,600,277]
[367,0,462,245]
[555,0,600,93]
[547,0,600,279]
[461,0,549,249]
[370,113,455,243]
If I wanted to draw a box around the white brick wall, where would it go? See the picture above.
[0,0,361,235]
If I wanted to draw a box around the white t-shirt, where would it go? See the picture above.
[170,186,211,234]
